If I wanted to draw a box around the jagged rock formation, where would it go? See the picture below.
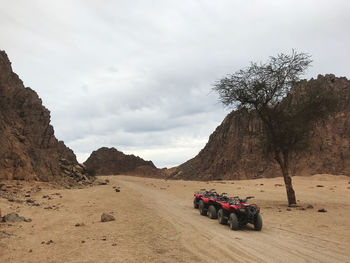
[171,74,350,180]
[84,147,159,176]
[0,50,93,185]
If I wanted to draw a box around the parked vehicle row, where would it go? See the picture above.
[193,189,262,231]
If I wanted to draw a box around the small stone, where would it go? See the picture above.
[112,243,117,246]
[29,249,32,253]
[24,194,30,198]
[2,212,28,222]
[46,240,54,245]
[306,204,314,209]
[318,208,327,213]
[316,185,324,187]
[298,207,306,210]
[115,189,120,192]
[81,240,85,243]
[101,237,107,241]
[286,208,291,211]
[75,223,85,227]
[101,212,115,222]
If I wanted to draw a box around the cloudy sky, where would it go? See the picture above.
[1,0,350,167]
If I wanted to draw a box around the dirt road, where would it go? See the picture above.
[1,174,349,262]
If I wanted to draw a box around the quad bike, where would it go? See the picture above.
[193,189,217,209]
[216,196,262,231]
[193,190,228,217]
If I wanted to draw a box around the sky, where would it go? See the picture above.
[1,0,350,167]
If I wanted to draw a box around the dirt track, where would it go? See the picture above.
[1,174,350,262]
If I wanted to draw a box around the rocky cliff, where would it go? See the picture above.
[84,147,159,176]
[171,74,350,180]
[0,50,93,185]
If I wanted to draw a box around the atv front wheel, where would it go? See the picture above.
[217,209,227,224]
[229,213,239,230]
[254,213,263,231]
[208,205,217,219]
[199,200,207,216]
[193,198,199,209]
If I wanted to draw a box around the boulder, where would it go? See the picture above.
[101,212,115,222]
[2,212,31,222]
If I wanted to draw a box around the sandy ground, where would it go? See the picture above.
[0,174,349,263]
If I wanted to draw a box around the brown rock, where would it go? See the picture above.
[0,50,94,185]
[84,147,163,177]
[170,75,350,180]
[101,212,115,222]
[2,212,30,222]
[318,208,327,213]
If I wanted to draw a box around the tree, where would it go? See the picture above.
[213,51,338,205]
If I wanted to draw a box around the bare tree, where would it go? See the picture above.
[213,51,337,205]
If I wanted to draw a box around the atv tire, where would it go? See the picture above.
[229,213,239,230]
[199,200,207,216]
[218,209,227,224]
[193,198,199,209]
[208,205,217,219]
[254,213,263,231]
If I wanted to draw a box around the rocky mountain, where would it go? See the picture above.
[171,74,350,180]
[0,50,93,185]
[84,147,160,176]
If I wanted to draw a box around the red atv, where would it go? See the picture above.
[193,189,218,209]
[194,189,228,217]
[216,196,262,231]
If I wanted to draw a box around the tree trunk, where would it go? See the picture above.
[275,153,297,205]
[281,164,296,205]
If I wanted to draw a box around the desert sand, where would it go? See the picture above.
[1,174,349,263]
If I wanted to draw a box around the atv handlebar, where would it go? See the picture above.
[240,196,255,203]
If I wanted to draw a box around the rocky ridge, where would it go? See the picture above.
[0,50,93,185]
[84,147,162,176]
[171,74,350,180]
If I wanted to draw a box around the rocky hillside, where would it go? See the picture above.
[171,74,350,180]
[84,147,160,176]
[0,50,93,185]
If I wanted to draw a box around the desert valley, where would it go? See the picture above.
[1,1,350,262]
[0,48,349,262]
